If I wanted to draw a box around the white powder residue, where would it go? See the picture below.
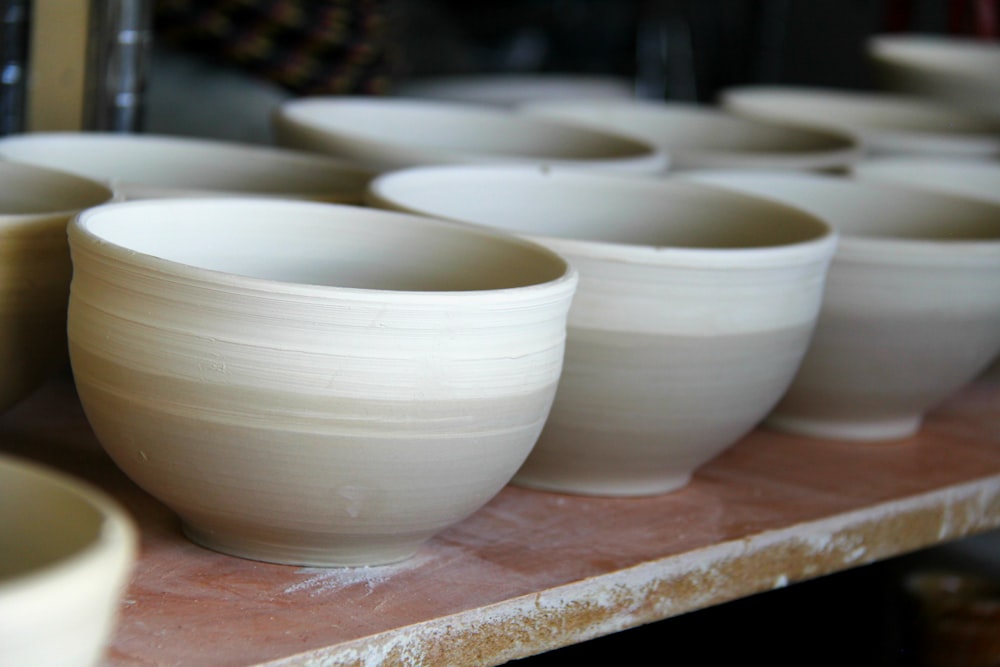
[283,550,437,597]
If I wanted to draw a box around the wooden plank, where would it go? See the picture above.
[2,374,998,667]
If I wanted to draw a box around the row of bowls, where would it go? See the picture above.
[4,52,1000,663]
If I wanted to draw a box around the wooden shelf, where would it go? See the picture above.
[3,374,999,666]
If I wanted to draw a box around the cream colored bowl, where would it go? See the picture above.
[867,34,1000,117]
[720,85,1000,158]
[518,98,863,172]
[682,170,1000,441]
[0,454,137,667]
[368,165,837,496]
[0,161,114,413]
[0,132,376,202]
[272,96,668,173]
[67,198,577,566]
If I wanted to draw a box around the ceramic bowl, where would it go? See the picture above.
[720,85,1000,158]
[0,132,376,202]
[392,74,634,107]
[368,165,837,496]
[518,98,863,172]
[682,170,1000,441]
[0,454,136,667]
[271,96,668,173]
[867,34,1000,117]
[0,161,114,414]
[67,198,577,566]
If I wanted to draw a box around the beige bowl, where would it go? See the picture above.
[0,132,376,202]
[271,96,668,173]
[67,198,577,566]
[0,454,137,667]
[0,161,114,413]
[720,85,1000,158]
[368,165,837,496]
[518,98,863,172]
[682,170,1000,441]
[867,34,1000,117]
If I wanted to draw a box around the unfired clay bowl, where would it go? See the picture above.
[368,165,837,496]
[67,198,577,566]
[0,454,136,667]
[0,161,114,413]
[720,85,1000,158]
[867,34,1000,117]
[682,170,1000,441]
[271,96,668,173]
[518,98,862,172]
[0,132,376,202]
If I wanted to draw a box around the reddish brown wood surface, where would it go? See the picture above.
[2,373,999,666]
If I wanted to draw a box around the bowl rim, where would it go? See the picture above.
[69,197,579,301]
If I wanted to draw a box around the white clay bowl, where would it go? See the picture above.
[720,85,1000,158]
[0,454,137,667]
[0,161,114,413]
[518,98,863,172]
[67,198,578,566]
[681,170,1000,441]
[0,132,376,202]
[368,165,837,496]
[867,34,1000,117]
[271,96,668,173]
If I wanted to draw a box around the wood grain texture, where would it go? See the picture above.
[2,373,998,666]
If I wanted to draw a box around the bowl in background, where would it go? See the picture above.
[720,85,1000,158]
[67,198,577,566]
[0,161,114,414]
[0,453,137,667]
[682,170,1000,441]
[391,73,634,107]
[0,132,376,202]
[271,96,668,173]
[867,34,1000,117]
[518,98,863,172]
[368,165,837,496]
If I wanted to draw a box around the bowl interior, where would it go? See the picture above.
[682,171,1000,241]
[852,157,1000,205]
[721,86,1000,136]
[368,166,830,250]
[277,97,657,161]
[869,34,1000,81]
[0,160,113,218]
[76,199,569,292]
[0,133,374,198]
[520,99,857,154]
[0,457,110,580]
